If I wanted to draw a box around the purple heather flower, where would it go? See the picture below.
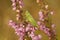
[44,28,50,36]
[26,23,35,32]
[9,0,56,40]
[37,21,41,26]
[29,31,35,38]
[18,0,24,9]
[11,0,23,11]
[20,23,24,27]
[51,24,55,29]
[39,10,44,21]
[9,20,17,28]
[39,24,46,31]
[11,0,16,10]
[26,25,30,32]
[15,27,25,37]
[18,27,25,32]
[32,35,42,40]
[28,31,42,40]
[19,1,22,4]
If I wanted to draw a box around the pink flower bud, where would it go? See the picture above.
[11,0,15,2]
[8,20,13,25]
[36,0,39,3]
[50,11,54,15]
[37,21,41,25]
[51,24,55,29]
[16,9,20,12]
[45,5,48,9]
[38,35,42,39]
[12,2,16,6]
[26,26,30,32]
[19,1,22,4]
[29,32,35,38]
[19,5,23,8]
[12,7,16,10]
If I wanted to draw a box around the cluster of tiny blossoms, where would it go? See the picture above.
[38,5,56,40]
[8,10,56,40]
[11,0,23,11]
[37,4,56,40]
[11,0,24,21]
[9,20,42,40]
[9,0,56,40]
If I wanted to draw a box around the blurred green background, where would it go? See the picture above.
[0,0,60,40]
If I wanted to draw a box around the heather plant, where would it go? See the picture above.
[9,0,57,40]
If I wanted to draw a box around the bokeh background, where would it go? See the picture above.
[0,0,60,40]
